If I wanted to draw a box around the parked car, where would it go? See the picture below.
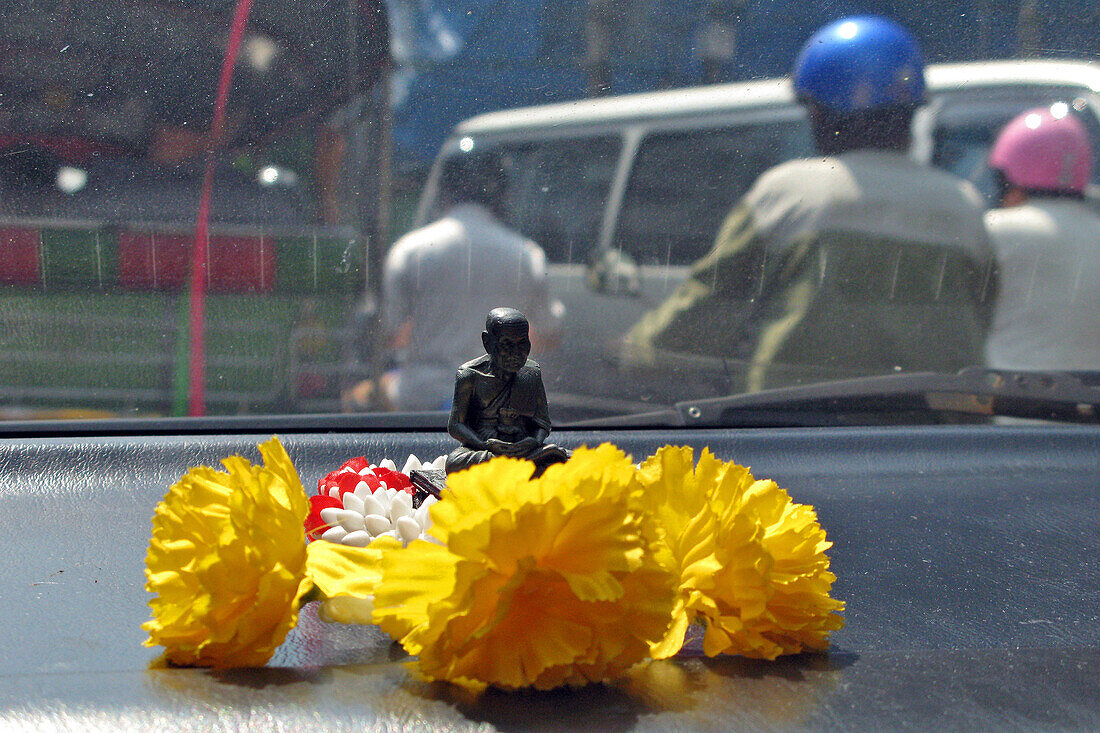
[414,60,1100,417]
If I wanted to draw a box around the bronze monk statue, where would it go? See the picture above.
[445,307,571,476]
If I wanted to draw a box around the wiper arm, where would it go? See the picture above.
[567,368,1100,429]
[676,368,1100,427]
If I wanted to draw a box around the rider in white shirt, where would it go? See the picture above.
[984,104,1100,371]
[380,152,559,411]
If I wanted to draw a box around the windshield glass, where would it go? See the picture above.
[1,2,1098,425]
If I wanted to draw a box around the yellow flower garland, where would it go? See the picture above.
[369,445,676,690]
[637,445,845,660]
[143,437,314,667]
[142,440,845,686]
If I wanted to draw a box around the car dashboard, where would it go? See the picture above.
[1,422,1097,730]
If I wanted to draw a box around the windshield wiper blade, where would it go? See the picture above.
[567,368,1100,429]
[671,368,1100,428]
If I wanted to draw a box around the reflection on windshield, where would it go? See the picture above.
[0,2,1097,424]
[612,120,811,266]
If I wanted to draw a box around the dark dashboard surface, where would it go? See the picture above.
[1,425,1097,730]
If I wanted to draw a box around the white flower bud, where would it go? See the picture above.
[341,530,373,548]
[396,515,422,545]
[414,496,437,529]
[335,509,366,533]
[363,514,392,535]
[342,492,366,515]
[390,491,414,523]
[361,493,386,517]
[374,489,394,514]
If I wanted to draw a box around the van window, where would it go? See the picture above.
[932,92,1100,203]
[612,121,811,266]
[504,136,622,264]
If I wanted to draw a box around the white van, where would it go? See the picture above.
[414,60,1100,415]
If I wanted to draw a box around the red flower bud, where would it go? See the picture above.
[305,494,342,541]
[340,456,371,473]
[375,467,415,494]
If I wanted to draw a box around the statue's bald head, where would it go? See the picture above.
[485,307,529,338]
[483,308,531,374]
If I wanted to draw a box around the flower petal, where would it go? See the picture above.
[395,515,423,545]
[363,514,392,535]
[341,530,373,547]
[343,492,366,515]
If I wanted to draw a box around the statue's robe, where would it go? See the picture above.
[445,355,569,475]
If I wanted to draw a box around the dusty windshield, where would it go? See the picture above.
[0,3,1097,425]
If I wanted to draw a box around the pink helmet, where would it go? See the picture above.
[989,104,1093,193]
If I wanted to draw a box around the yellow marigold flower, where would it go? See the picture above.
[143,437,314,667]
[637,445,844,660]
[370,445,676,691]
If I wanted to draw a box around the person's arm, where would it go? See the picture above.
[975,210,1000,335]
[313,123,346,226]
[381,247,407,341]
[447,370,489,451]
[623,202,772,360]
[343,241,409,411]
[378,244,421,358]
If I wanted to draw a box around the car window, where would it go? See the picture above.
[932,89,1100,204]
[0,0,380,420]
[423,136,622,265]
[612,120,812,266]
[505,136,622,264]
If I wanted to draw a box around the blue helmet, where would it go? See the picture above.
[793,16,925,114]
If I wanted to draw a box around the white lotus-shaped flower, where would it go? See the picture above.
[315,454,446,548]
[393,454,447,475]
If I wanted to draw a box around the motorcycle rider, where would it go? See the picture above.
[984,103,1100,369]
[623,16,995,391]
